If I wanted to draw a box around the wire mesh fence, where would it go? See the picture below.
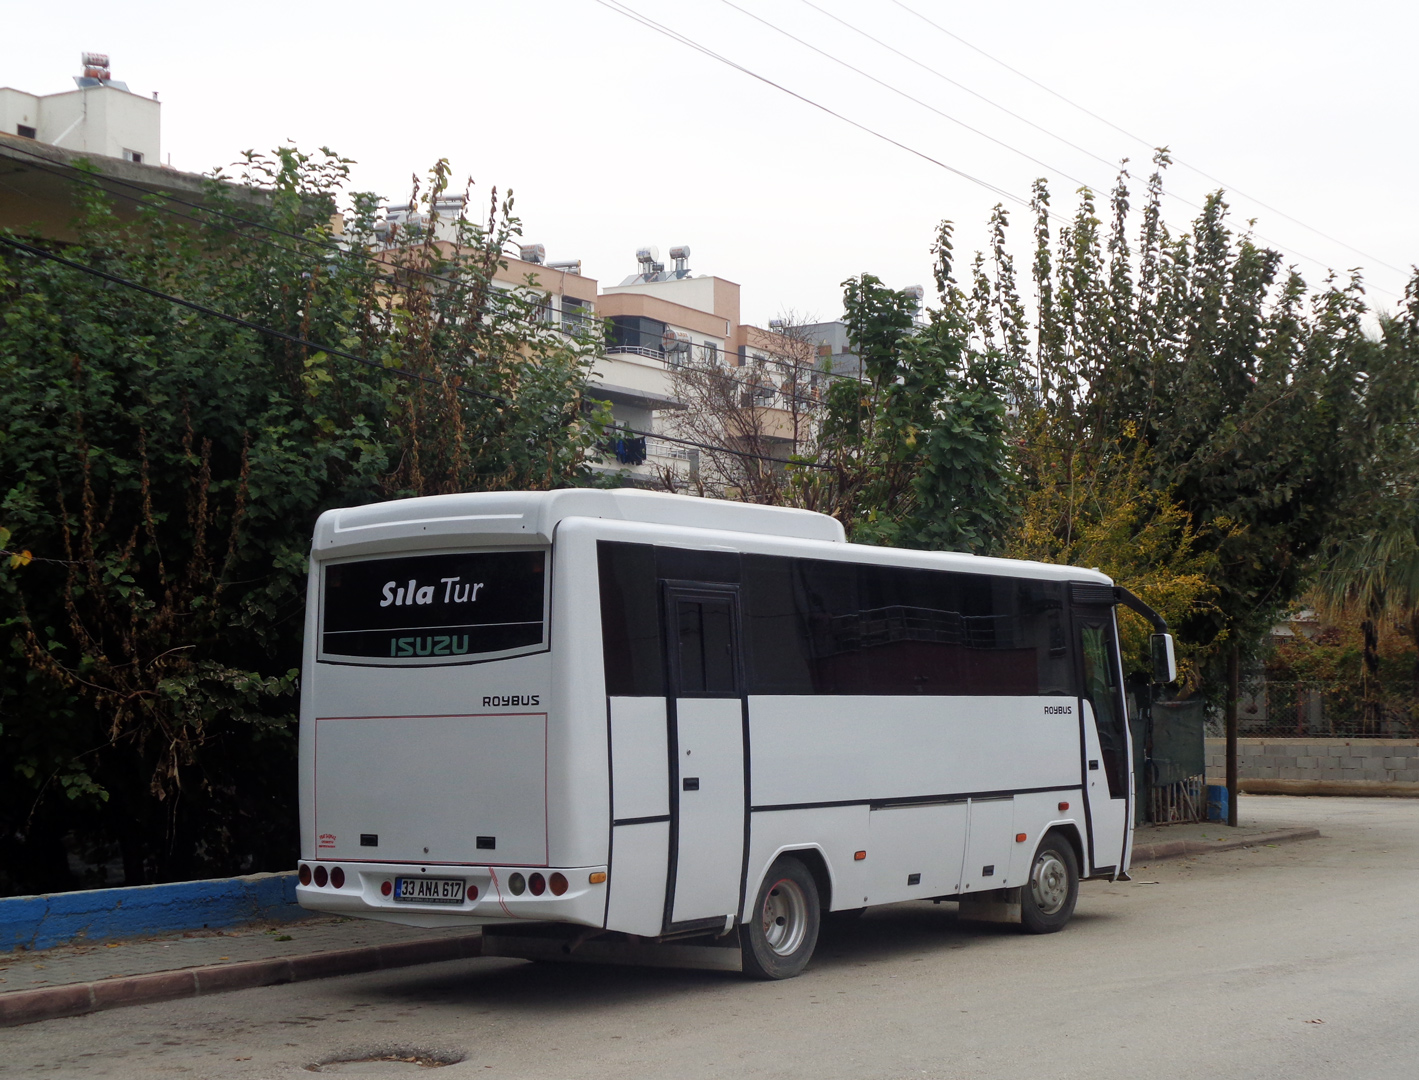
[1228,679,1418,738]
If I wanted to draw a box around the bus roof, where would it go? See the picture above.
[311,489,847,557]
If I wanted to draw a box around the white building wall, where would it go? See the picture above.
[604,276,720,318]
[3,85,160,163]
[0,89,43,138]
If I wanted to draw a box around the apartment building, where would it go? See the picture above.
[373,226,821,486]
[594,244,831,485]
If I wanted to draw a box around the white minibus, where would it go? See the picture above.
[296,489,1175,978]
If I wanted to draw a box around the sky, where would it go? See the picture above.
[6,0,1416,327]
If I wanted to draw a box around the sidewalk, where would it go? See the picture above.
[1131,818,1320,863]
[0,915,482,1027]
[1,807,1321,1028]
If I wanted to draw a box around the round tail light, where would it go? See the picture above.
[529,873,546,896]
[330,866,345,889]
[313,865,329,887]
[298,864,312,886]
[549,873,568,896]
[381,880,393,896]
[508,873,526,896]
[468,884,479,901]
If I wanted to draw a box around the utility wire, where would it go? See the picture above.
[0,233,831,472]
[0,139,538,290]
[4,141,886,400]
[888,0,1410,280]
[0,232,510,405]
[594,0,1393,301]
[5,142,881,400]
[623,425,828,469]
[718,0,1105,195]
[797,0,1123,178]
[718,0,1378,297]
[591,0,1038,213]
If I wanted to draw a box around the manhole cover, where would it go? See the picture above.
[307,1050,463,1073]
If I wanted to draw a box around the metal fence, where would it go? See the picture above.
[1233,679,1417,738]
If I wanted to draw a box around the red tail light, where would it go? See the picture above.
[468,884,479,900]
[549,873,568,896]
[331,866,345,889]
[529,873,546,896]
[298,864,312,886]
[314,865,329,887]
[381,880,393,896]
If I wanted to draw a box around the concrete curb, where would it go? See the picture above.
[1131,826,1320,863]
[1238,778,1419,798]
[1,873,310,953]
[0,932,483,1028]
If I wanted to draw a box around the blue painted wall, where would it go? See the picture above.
[0,872,311,952]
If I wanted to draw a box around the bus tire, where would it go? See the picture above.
[1021,831,1079,934]
[741,856,820,979]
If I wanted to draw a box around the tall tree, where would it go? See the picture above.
[0,148,600,893]
[804,223,1016,554]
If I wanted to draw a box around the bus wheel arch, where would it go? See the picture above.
[783,845,833,913]
[1020,828,1080,935]
[1047,822,1085,878]
[746,844,834,916]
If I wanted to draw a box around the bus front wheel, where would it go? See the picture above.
[1020,831,1079,934]
[741,856,820,979]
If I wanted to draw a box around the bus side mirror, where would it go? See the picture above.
[1151,633,1177,684]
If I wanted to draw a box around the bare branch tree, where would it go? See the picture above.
[663,311,828,503]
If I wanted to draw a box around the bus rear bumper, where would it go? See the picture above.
[295,860,607,928]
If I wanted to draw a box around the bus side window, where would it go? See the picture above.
[675,598,737,695]
[598,541,665,697]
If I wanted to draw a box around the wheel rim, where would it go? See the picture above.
[760,876,809,956]
[1030,849,1069,915]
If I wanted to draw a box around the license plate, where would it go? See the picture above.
[393,876,466,904]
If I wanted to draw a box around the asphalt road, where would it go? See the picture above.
[4,795,1415,1080]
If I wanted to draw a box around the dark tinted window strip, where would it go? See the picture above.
[597,541,1083,700]
[322,549,547,663]
[598,541,664,697]
[741,552,1076,697]
[751,784,1077,814]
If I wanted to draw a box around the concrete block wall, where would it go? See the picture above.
[1205,738,1419,795]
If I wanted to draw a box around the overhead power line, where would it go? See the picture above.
[0,139,545,295]
[797,0,1128,179]
[718,0,1105,196]
[0,233,510,406]
[589,0,1393,300]
[708,0,1391,299]
[888,0,1410,280]
[591,0,1040,214]
[0,234,831,472]
[3,141,894,399]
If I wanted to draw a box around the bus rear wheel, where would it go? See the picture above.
[741,856,820,979]
[1020,831,1079,934]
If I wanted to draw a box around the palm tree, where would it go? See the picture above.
[1316,483,1419,730]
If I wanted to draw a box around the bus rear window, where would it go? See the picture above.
[319,549,548,665]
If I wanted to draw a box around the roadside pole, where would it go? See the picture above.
[1226,645,1240,827]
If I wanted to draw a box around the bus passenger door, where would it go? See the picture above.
[663,584,747,932]
[1074,605,1131,877]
